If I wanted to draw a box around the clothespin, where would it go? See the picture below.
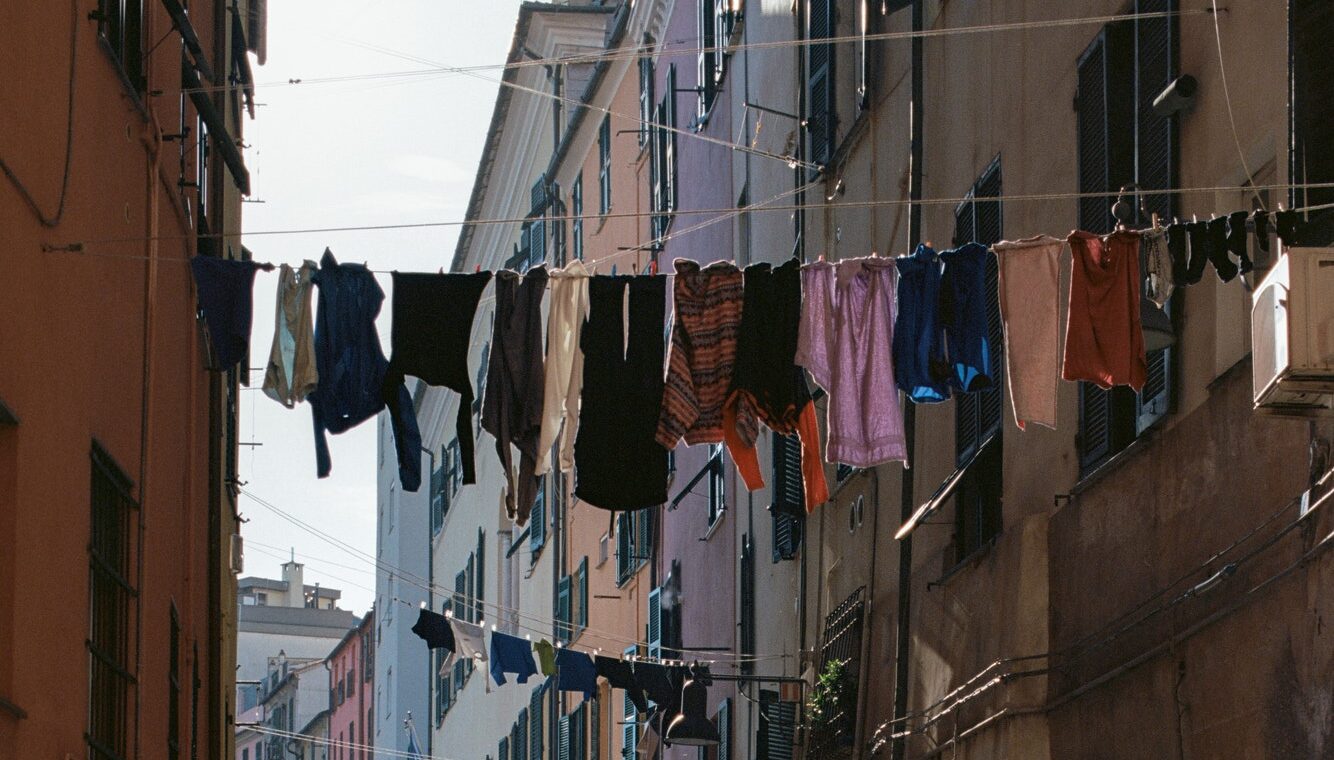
[419,600,427,609]
[611,264,618,276]
[817,252,826,262]
[649,258,659,275]
[475,264,482,273]
[1151,213,1160,231]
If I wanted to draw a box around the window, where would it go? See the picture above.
[88,444,138,760]
[598,117,612,214]
[616,509,653,585]
[650,66,679,243]
[446,439,463,496]
[475,529,486,623]
[739,535,756,675]
[570,702,587,760]
[168,607,181,760]
[530,477,547,558]
[756,692,797,760]
[197,117,210,226]
[714,699,732,760]
[347,666,355,697]
[950,158,1004,564]
[639,55,655,146]
[571,176,584,261]
[771,433,804,562]
[96,0,145,91]
[1075,3,1177,475]
[1291,0,1334,243]
[430,461,447,535]
[529,175,548,270]
[707,444,725,526]
[809,587,865,756]
[499,736,510,760]
[621,646,639,755]
[530,686,546,759]
[806,0,836,175]
[697,0,718,118]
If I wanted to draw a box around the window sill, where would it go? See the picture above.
[702,511,726,542]
[929,534,999,589]
[1071,422,1166,498]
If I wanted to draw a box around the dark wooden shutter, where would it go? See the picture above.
[647,587,662,660]
[665,65,678,214]
[577,557,589,629]
[475,530,486,622]
[557,715,570,760]
[639,56,654,146]
[556,574,572,642]
[531,687,545,758]
[616,512,632,582]
[771,432,805,562]
[589,697,599,760]
[530,479,546,553]
[430,465,445,534]
[529,176,547,267]
[759,697,796,760]
[515,710,529,760]
[806,0,835,175]
[1134,0,1176,431]
[698,0,717,117]
[716,698,732,760]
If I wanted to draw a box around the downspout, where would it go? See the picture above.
[890,3,924,759]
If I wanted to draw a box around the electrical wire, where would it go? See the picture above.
[245,724,457,760]
[1208,1,1265,211]
[33,181,1334,252]
[184,9,1211,98]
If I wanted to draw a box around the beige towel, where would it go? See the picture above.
[992,236,1063,430]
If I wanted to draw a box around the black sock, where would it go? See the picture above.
[1167,223,1190,284]
[1184,221,1210,285]
[1276,210,1304,246]
[1227,210,1253,274]
[1207,216,1238,282]
[1250,210,1270,253]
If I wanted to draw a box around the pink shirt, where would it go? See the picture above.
[797,257,907,467]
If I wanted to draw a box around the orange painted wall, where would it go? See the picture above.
[0,1,245,758]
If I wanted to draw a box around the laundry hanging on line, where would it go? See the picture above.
[189,204,1303,509]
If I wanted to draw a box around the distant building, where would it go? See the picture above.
[235,705,265,760]
[257,656,328,760]
[296,710,330,760]
[236,561,358,712]
[328,610,374,760]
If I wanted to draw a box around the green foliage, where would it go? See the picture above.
[807,658,857,739]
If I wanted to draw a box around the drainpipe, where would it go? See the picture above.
[890,3,925,759]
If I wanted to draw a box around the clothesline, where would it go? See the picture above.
[182,9,1212,97]
[33,181,1334,251]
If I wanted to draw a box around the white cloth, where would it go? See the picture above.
[261,260,319,407]
[1142,228,1174,308]
[448,617,487,662]
[536,260,591,474]
[992,236,1064,431]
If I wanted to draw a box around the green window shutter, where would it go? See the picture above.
[772,434,805,562]
[571,703,586,760]
[590,697,600,760]
[577,557,589,630]
[697,0,717,117]
[558,715,571,760]
[621,650,638,757]
[716,698,731,760]
[531,478,547,555]
[515,710,529,760]
[531,686,545,759]
[500,736,510,760]
[762,699,797,760]
[806,0,835,175]
[430,465,445,534]
[639,57,654,146]
[556,575,572,643]
[616,512,632,583]
[476,530,486,623]
[665,65,678,214]
[646,587,662,661]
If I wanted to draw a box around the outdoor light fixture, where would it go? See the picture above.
[665,678,720,746]
[1141,298,1176,352]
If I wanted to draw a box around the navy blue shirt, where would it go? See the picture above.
[554,647,598,701]
[893,245,950,403]
[489,631,538,686]
[190,256,261,370]
[939,243,994,392]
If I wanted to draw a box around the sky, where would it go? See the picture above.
[239,1,524,615]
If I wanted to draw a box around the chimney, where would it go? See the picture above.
[281,558,305,608]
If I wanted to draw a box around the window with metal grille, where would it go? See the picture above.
[809,587,865,755]
[96,0,145,91]
[949,158,1004,565]
[771,433,804,562]
[599,117,613,214]
[1075,2,1177,476]
[87,444,138,760]
[1290,0,1334,243]
[806,0,836,176]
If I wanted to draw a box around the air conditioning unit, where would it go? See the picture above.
[1252,244,1334,416]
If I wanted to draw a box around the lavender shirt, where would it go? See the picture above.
[797,257,907,467]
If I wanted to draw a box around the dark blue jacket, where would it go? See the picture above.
[308,249,421,490]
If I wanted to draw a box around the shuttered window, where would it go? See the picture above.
[556,574,572,644]
[697,0,718,118]
[715,698,732,760]
[514,710,529,760]
[1076,6,1177,475]
[622,647,638,757]
[476,530,486,623]
[571,176,584,261]
[647,586,663,661]
[739,535,756,675]
[639,56,654,146]
[616,509,652,585]
[529,176,547,269]
[770,432,804,562]
[576,557,589,631]
[88,445,137,760]
[530,686,546,759]
[558,714,571,760]
[756,693,797,760]
[499,737,510,760]
[530,477,547,557]
[951,159,1004,563]
[806,0,836,175]
[599,117,613,214]
[430,465,446,535]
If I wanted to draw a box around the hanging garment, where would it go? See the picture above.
[554,647,597,701]
[387,270,492,486]
[489,630,538,686]
[483,267,549,525]
[574,275,669,511]
[534,638,557,677]
[657,260,745,448]
[309,250,422,491]
[1063,231,1147,391]
[893,244,951,403]
[1251,209,1270,253]
[1206,216,1239,282]
[1275,210,1306,247]
[410,608,456,652]
[939,242,995,392]
[537,260,592,475]
[798,257,908,467]
[1141,228,1174,308]
[262,260,319,407]
[448,617,487,663]
[190,255,262,370]
[992,235,1063,431]
[595,655,648,713]
[1182,221,1211,285]
[1227,210,1254,274]
[722,259,828,512]
[1166,223,1190,285]
[631,662,679,709]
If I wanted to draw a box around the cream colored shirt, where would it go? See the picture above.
[262,261,319,407]
[536,260,591,474]
[992,236,1063,431]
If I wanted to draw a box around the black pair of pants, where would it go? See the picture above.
[574,275,669,511]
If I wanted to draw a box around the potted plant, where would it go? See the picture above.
[807,658,858,755]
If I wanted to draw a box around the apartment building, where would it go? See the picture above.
[1,1,264,758]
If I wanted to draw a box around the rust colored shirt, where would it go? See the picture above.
[656,259,744,448]
[1062,230,1147,391]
